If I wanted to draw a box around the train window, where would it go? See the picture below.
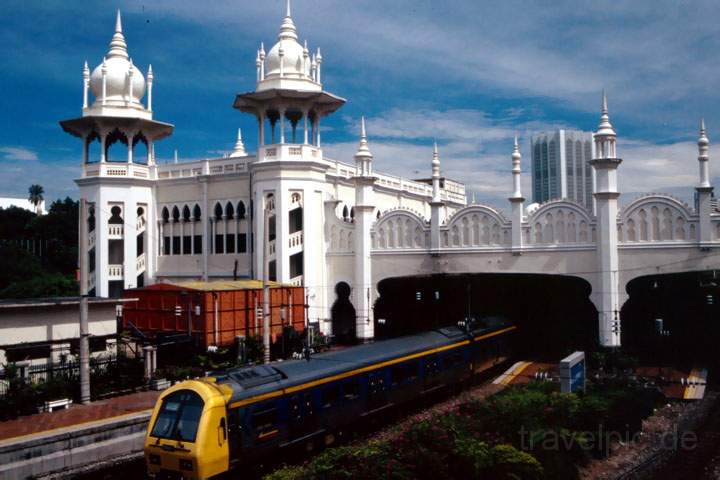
[443,352,465,369]
[391,363,419,385]
[343,379,361,400]
[150,390,204,442]
[424,357,440,375]
[321,385,341,408]
[252,407,277,432]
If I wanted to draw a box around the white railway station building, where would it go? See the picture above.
[61,4,720,346]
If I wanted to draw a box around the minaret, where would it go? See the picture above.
[60,10,174,297]
[229,128,248,157]
[429,143,443,252]
[696,119,714,246]
[353,117,376,341]
[509,135,524,254]
[590,91,622,347]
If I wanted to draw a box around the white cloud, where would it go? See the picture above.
[0,146,38,161]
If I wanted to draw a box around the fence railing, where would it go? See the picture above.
[0,356,118,396]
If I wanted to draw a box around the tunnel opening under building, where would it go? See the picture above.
[373,273,598,360]
[621,270,720,375]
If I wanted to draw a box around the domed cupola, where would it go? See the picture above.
[86,10,150,117]
[255,0,322,92]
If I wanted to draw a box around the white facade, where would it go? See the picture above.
[62,6,720,346]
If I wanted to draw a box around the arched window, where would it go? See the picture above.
[193,204,201,221]
[342,205,349,220]
[350,207,355,222]
[105,128,128,163]
[214,203,223,220]
[182,205,191,222]
[237,201,246,219]
[109,205,123,224]
[161,207,169,224]
[172,206,180,223]
[225,202,234,220]
[376,210,381,220]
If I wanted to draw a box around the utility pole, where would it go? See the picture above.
[78,198,91,404]
[263,202,271,364]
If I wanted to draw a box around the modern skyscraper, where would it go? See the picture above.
[531,129,595,210]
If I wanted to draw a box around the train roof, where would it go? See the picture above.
[212,324,512,406]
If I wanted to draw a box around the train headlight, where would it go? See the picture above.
[148,454,161,465]
[179,459,194,471]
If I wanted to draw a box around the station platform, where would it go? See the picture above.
[0,391,159,480]
[493,361,708,401]
[0,390,159,443]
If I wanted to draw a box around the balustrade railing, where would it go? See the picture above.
[108,264,123,279]
[136,253,146,273]
[289,231,304,248]
[108,224,124,238]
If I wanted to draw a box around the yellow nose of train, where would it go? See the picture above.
[144,380,232,480]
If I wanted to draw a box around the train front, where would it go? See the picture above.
[145,380,231,480]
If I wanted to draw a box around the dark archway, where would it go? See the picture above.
[374,273,598,360]
[331,281,357,345]
[622,270,720,372]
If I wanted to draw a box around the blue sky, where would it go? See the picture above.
[2,0,720,211]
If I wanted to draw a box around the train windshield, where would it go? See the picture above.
[150,390,204,442]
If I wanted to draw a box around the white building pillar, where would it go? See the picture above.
[430,143,443,252]
[303,110,309,145]
[123,199,137,289]
[353,117,376,340]
[279,108,286,144]
[509,136,524,254]
[275,188,290,282]
[591,92,622,347]
[696,120,714,246]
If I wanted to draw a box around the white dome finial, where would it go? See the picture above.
[698,119,711,188]
[431,142,441,202]
[596,90,615,137]
[230,128,248,157]
[278,0,298,40]
[108,10,128,60]
[355,116,373,176]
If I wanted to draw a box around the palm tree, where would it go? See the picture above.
[28,184,44,214]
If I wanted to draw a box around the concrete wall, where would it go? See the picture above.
[0,302,119,366]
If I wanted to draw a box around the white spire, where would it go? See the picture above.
[230,128,248,157]
[511,134,523,199]
[355,117,373,158]
[355,116,373,176]
[431,142,441,203]
[698,118,711,188]
[596,89,615,136]
[278,0,298,41]
[594,90,617,159]
[107,10,129,60]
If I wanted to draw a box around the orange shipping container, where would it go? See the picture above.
[122,280,306,349]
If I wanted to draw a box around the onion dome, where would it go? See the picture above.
[264,0,307,79]
[89,10,146,107]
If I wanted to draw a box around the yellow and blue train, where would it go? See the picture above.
[144,322,517,479]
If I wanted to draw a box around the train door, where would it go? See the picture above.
[245,401,281,454]
[226,408,242,464]
[423,354,443,392]
[367,370,389,411]
[288,391,318,441]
